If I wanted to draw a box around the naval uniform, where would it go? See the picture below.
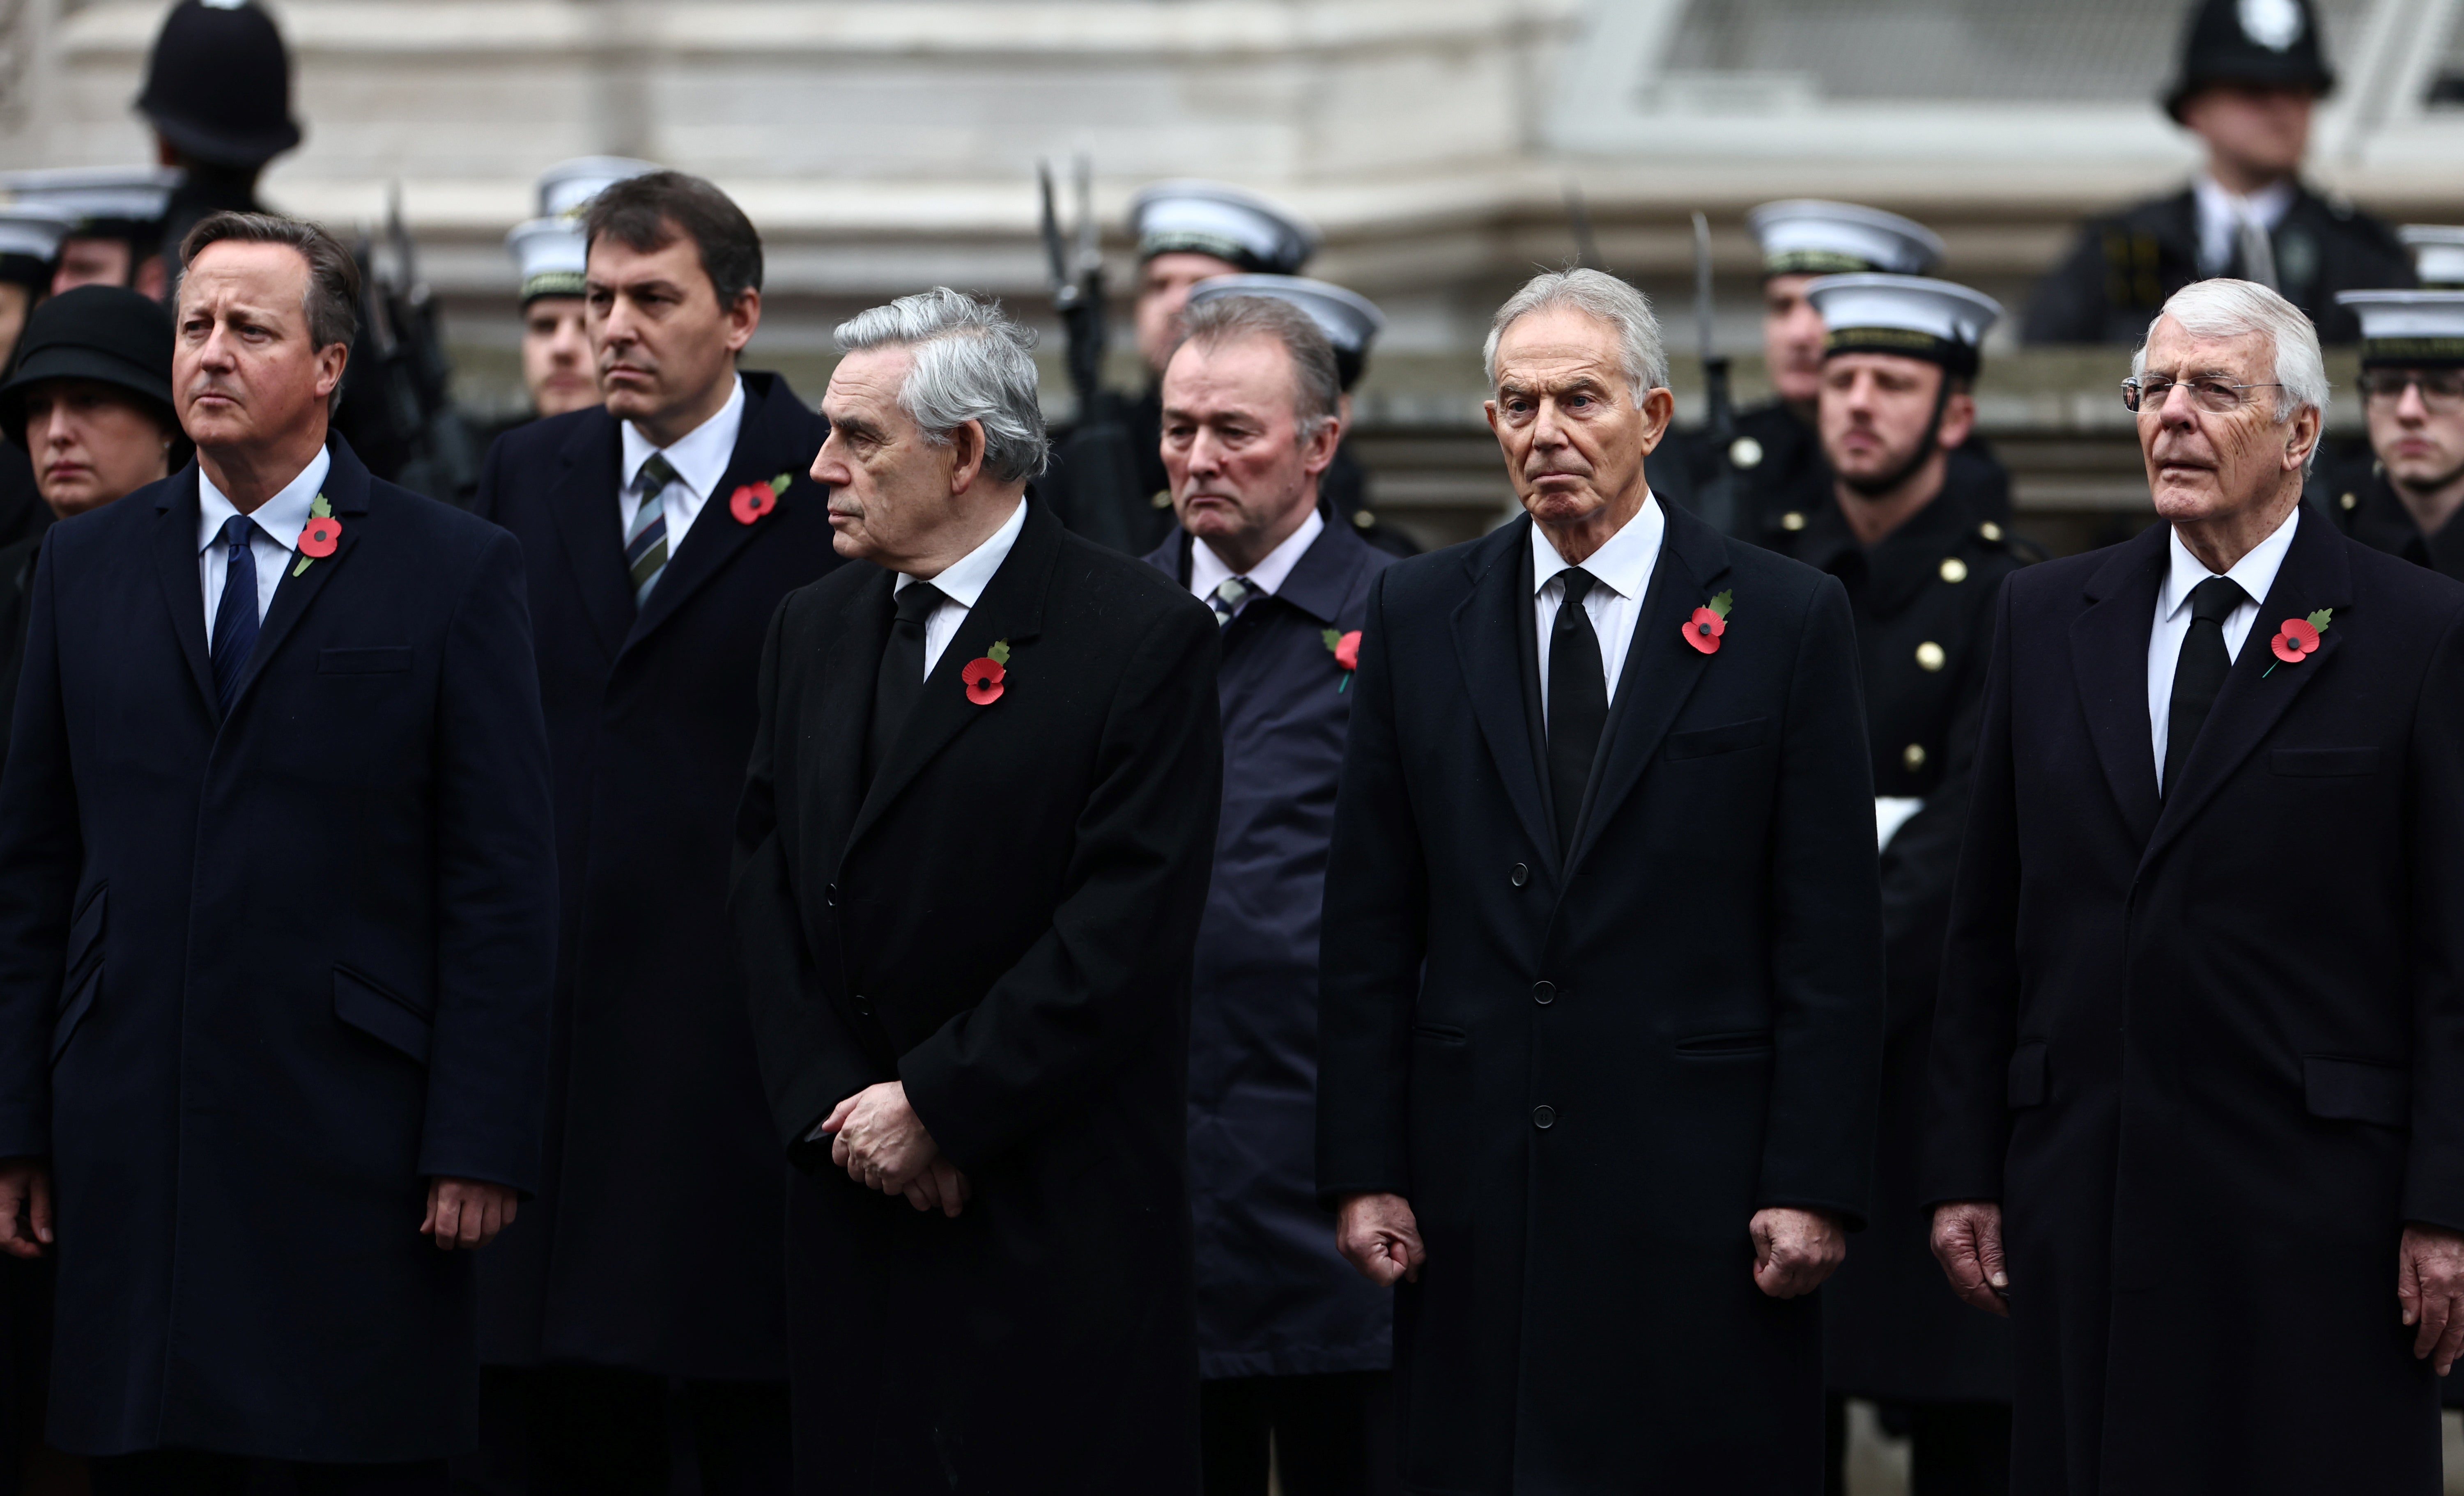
[1654,400,2011,549]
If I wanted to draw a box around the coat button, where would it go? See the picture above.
[1939,557,1969,584]
[1780,510,1806,532]
[1532,1105,1556,1130]
[1979,521,2003,542]
[2340,491,2358,510]
[1915,641,1946,672]
[852,994,873,1018]
[1532,981,1556,1006]
[1903,742,1928,771]
[1729,436,1764,470]
[1150,489,1174,509]
[824,883,840,908]
[1509,862,1529,887]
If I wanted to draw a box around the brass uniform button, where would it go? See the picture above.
[1915,641,1946,672]
[1781,511,1807,532]
[1150,489,1174,509]
[1939,556,1969,584]
[1729,436,1764,470]
[1352,509,1376,530]
[1903,742,1928,771]
[2340,491,2358,511]
[1979,521,2003,542]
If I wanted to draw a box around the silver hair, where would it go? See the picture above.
[832,288,1048,483]
[1483,268,1669,406]
[2132,278,2330,472]
[1176,294,1342,440]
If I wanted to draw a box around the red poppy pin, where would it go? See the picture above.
[729,472,795,526]
[963,639,1011,706]
[2263,608,2332,677]
[291,493,339,578]
[1683,590,1735,656]
[1322,628,1363,691]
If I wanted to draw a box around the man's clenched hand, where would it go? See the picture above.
[1337,1192,1425,1286]
[1930,1200,2010,1318]
[2400,1223,2464,1375]
[1751,1207,1845,1299]
[823,1081,965,1215]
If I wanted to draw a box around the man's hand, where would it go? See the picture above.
[421,1178,518,1251]
[0,1159,51,1260]
[1930,1200,2010,1318]
[899,1157,972,1220]
[822,1082,952,1208]
[2400,1223,2464,1374]
[1750,1207,1846,1299]
[1336,1192,1425,1287]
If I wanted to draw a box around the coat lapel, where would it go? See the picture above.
[2066,523,2168,849]
[148,464,216,713]
[842,501,1059,857]
[225,439,371,715]
[1449,518,1558,877]
[630,373,821,652]
[2141,509,2353,872]
[1567,500,1728,872]
[545,408,634,662]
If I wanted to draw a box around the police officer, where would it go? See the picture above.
[1657,200,2010,548]
[134,0,301,277]
[1781,273,2032,1496]
[2023,0,2411,344]
[0,169,175,299]
[1039,180,1317,555]
[499,160,660,428]
[1185,272,1417,557]
[2316,291,2464,590]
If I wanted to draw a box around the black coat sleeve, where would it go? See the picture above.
[2402,599,2464,1230]
[1924,579,2025,1206]
[2021,223,2119,345]
[1314,570,1428,1203]
[0,539,79,1157]
[895,598,1223,1172]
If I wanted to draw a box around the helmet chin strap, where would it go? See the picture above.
[1841,372,1954,499]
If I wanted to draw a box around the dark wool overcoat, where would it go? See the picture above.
[472,372,837,1379]
[0,439,557,1459]
[1926,510,2464,1494]
[1316,500,1886,1494]
[735,499,1223,1495]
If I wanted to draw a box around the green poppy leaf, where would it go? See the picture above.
[2306,608,2333,631]
[989,639,1011,666]
[1708,589,1735,619]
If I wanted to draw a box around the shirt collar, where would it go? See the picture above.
[620,375,746,499]
[895,496,1027,609]
[1190,505,1325,602]
[2161,502,2301,621]
[1531,492,1664,599]
[196,445,333,555]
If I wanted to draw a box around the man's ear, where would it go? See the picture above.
[317,342,350,404]
[1636,386,1677,454]
[724,287,762,355]
[947,419,987,496]
[2284,402,2321,473]
[1938,390,1979,450]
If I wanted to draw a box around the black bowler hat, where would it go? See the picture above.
[2165,0,2335,121]
[135,0,303,170]
[0,286,178,450]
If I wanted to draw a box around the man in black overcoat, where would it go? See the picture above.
[0,213,556,1492]
[469,171,831,1495]
[733,288,1221,1494]
[1316,268,1886,1492]
[2317,290,2464,590]
[1928,278,2464,1494]
[1141,295,1397,1494]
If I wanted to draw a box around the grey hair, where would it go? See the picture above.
[2132,278,2330,472]
[179,211,362,418]
[1483,268,1669,406]
[832,288,1047,483]
[1175,294,1342,440]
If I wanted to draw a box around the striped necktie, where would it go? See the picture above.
[628,453,678,605]
[1208,575,1254,626]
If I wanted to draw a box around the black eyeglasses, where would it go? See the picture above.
[2121,376,2285,413]
[2361,369,2464,410]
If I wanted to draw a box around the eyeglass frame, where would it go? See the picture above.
[2119,375,2287,414]
[2359,368,2464,409]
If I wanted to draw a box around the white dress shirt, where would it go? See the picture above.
[198,445,332,632]
[1187,506,1324,608]
[895,497,1028,678]
[618,374,745,546]
[2193,174,2297,279]
[2147,505,2301,790]
[1532,494,1666,725]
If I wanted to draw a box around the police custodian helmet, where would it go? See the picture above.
[136,0,303,170]
[2165,0,2336,121]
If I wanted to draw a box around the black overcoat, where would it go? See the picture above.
[471,372,837,1380]
[733,500,1222,1494]
[1925,511,2464,1494]
[0,439,558,1459]
[1316,501,1886,1493]
[1142,514,1396,1381]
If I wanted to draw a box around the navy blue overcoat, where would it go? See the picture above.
[0,438,558,1460]
[1144,512,1395,1379]
[473,372,837,1380]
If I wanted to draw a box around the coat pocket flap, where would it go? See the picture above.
[62,884,105,989]
[2269,747,2379,777]
[1664,716,1772,762]
[2007,1041,2048,1108]
[334,967,432,1064]
[2303,1055,2409,1127]
[50,966,99,1065]
[318,646,413,674]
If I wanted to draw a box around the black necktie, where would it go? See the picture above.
[2163,574,2248,796]
[867,581,948,788]
[208,514,260,716]
[1547,568,1609,856]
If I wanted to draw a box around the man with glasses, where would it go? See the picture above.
[1928,277,2464,1494]
[2319,292,2464,583]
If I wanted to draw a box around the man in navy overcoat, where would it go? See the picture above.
[1140,295,1396,1494]
[0,214,555,1493]
[471,171,835,1492]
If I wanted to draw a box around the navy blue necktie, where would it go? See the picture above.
[209,514,261,715]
